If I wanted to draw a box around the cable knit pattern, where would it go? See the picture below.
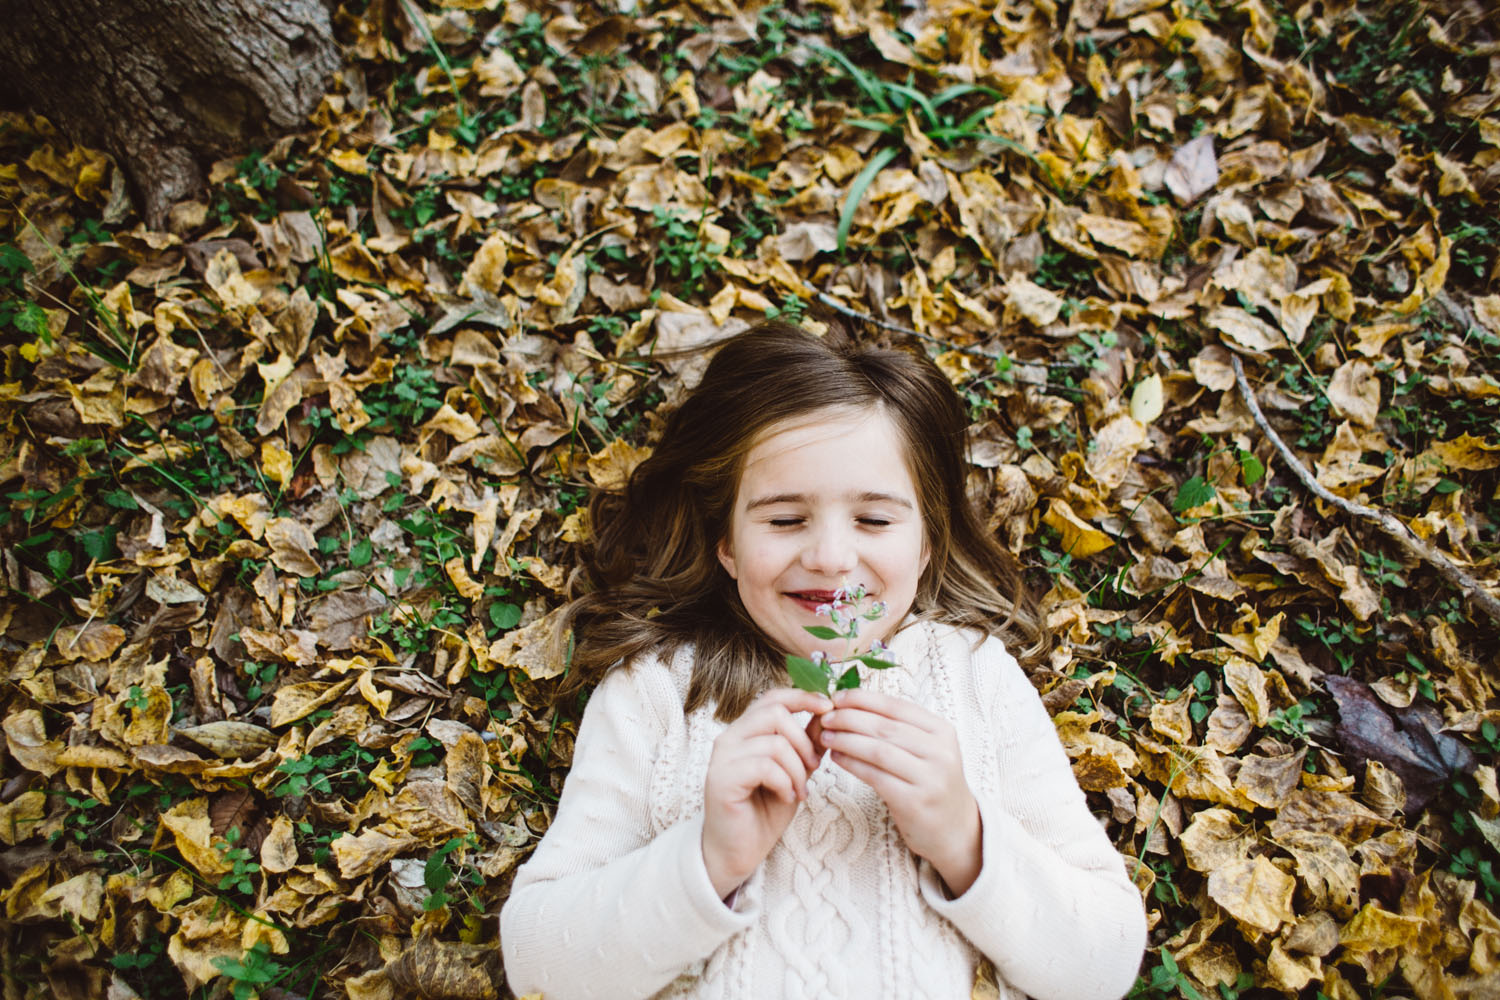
[500,622,1147,1000]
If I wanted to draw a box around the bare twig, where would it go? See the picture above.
[1231,354,1500,626]
[814,292,1001,361]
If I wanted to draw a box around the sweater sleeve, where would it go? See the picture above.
[917,639,1147,1000]
[499,658,753,1000]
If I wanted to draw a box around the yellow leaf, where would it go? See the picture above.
[261,438,295,487]
[270,679,355,727]
[1003,273,1064,326]
[332,825,419,880]
[1149,691,1194,744]
[1341,901,1427,953]
[1207,856,1296,934]
[329,148,369,175]
[444,556,485,600]
[34,872,104,924]
[1422,433,1500,472]
[587,438,652,492]
[204,249,261,310]
[1181,808,1252,874]
[54,621,127,661]
[559,508,591,543]
[176,721,278,759]
[1130,374,1164,423]
[1041,498,1115,558]
[145,869,195,912]
[167,896,244,989]
[158,798,232,877]
[211,492,271,540]
[1085,414,1148,491]
[264,517,322,577]
[490,607,566,681]
[421,403,482,443]
[1326,359,1381,429]
[260,815,298,873]
[358,669,393,718]
[461,231,511,295]
[1223,656,1271,728]
[3,709,63,777]
[0,791,46,846]
[1079,213,1154,257]
[1204,306,1287,354]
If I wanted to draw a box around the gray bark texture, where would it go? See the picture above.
[0,0,340,227]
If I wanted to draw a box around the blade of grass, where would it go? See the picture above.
[837,146,899,254]
[395,0,470,131]
[17,210,138,369]
[808,43,895,114]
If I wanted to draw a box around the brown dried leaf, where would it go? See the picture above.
[1206,855,1296,935]
[1325,675,1476,812]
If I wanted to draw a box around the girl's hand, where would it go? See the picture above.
[702,688,831,899]
[814,688,983,896]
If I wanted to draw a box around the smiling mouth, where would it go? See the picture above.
[785,590,849,612]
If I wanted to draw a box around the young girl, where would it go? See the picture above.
[499,322,1146,999]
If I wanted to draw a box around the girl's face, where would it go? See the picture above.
[716,406,929,662]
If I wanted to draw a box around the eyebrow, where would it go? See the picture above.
[744,491,916,511]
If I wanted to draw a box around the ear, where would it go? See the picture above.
[716,535,738,579]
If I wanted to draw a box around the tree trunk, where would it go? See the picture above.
[0,0,340,227]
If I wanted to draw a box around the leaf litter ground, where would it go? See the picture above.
[1,1,1499,998]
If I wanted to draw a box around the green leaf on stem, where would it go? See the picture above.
[786,655,830,694]
[803,625,840,640]
[835,665,861,691]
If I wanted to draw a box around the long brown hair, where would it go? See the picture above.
[555,321,1045,720]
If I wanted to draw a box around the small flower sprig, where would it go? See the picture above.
[785,584,900,695]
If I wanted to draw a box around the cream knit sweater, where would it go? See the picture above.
[500,622,1146,999]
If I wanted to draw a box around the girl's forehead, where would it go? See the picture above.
[746,405,892,457]
[738,406,919,489]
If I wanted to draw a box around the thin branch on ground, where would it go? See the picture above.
[1232,354,1500,627]
[814,292,1001,361]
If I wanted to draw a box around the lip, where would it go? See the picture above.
[784,590,838,612]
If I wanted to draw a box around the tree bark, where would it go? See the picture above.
[0,0,340,227]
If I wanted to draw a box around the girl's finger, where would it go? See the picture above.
[747,756,797,803]
[750,687,834,718]
[828,687,943,732]
[819,729,924,785]
[817,707,930,758]
[738,734,813,799]
[828,750,900,799]
[727,705,823,771]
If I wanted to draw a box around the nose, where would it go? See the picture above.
[801,519,858,576]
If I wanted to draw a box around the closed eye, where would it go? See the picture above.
[858,517,892,527]
[768,517,804,527]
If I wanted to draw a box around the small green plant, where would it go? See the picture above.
[650,206,725,298]
[1216,972,1257,1000]
[213,942,287,1000]
[216,827,262,896]
[0,242,49,344]
[361,363,445,436]
[49,790,103,846]
[1267,698,1321,742]
[272,740,377,800]
[423,832,483,911]
[1128,949,1204,1000]
[785,585,899,695]
[765,293,807,324]
[1292,615,1367,673]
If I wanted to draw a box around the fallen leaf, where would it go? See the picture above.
[1325,675,1477,812]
